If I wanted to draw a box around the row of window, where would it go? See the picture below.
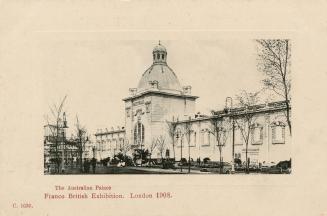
[153,53,165,61]
[235,125,285,145]
[96,140,124,151]
[96,136,124,142]
[97,121,286,151]
[175,125,286,147]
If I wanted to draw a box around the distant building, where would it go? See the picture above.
[95,43,291,164]
[94,127,126,160]
[44,121,92,171]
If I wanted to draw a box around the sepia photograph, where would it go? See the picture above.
[2,1,327,215]
[43,39,292,175]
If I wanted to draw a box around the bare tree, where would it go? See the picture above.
[208,116,229,174]
[183,119,193,173]
[75,115,88,172]
[166,120,177,161]
[120,139,131,157]
[234,91,260,173]
[45,95,67,173]
[156,135,166,160]
[148,138,158,161]
[256,39,291,135]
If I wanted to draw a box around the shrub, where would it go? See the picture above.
[203,157,211,164]
[132,149,150,164]
[101,157,110,166]
[162,160,175,169]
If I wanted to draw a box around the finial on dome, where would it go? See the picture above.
[152,41,167,64]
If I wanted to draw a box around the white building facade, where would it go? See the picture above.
[94,43,291,164]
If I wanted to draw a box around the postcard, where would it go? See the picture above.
[0,1,326,216]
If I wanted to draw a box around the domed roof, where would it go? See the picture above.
[137,43,182,93]
[153,44,167,53]
[137,64,182,92]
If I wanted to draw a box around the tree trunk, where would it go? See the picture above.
[172,139,176,162]
[286,101,292,135]
[219,147,222,174]
[245,141,249,174]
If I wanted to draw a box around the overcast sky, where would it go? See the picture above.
[38,38,274,135]
[37,38,274,135]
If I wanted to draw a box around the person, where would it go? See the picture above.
[83,159,90,173]
[197,157,201,166]
[91,157,97,174]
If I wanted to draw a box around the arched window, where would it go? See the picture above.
[157,53,160,60]
[161,54,164,60]
[134,122,145,145]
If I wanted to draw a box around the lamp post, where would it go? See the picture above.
[176,132,183,173]
[181,133,183,173]
[140,139,143,167]
[188,132,191,174]
[61,112,68,173]
[186,117,192,174]
[92,146,96,158]
[61,130,65,173]
[226,97,235,174]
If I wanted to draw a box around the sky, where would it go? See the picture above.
[39,38,272,135]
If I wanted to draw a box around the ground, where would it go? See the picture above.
[46,165,269,175]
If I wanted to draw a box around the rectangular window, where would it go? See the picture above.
[190,132,197,147]
[126,108,130,118]
[202,132,210,146]
[252,127,263,144]
[235,129,243,145]
[218,131,226,146]
[272,126,285,144]
[177,134,183,147]
[165,149,170,157]
[200,132,204,146]
[272,127,276,140]
[145,103,151,113]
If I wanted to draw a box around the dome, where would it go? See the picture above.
[153,44,167,53]
[137,64,182,92]
[137,42,182,93]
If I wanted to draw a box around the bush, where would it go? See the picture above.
[101,157,110,166]
[132,149,150,164]
[180,158,188,166]
[111,154,134,166]
[162,160,175,169]
[234,158,242,165]
[124,156,134,166]
[203,157,211,164]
